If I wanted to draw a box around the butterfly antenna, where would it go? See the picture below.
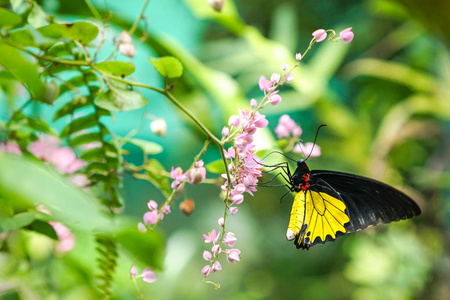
[260,150,297,163]
[305,124,327,161]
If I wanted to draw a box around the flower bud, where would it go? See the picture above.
[150,119,167,136]
[209,0,224,12]
[312,29,327,42]
[179,199,195,216]
[187,161,206,185]
[119,43,135,58]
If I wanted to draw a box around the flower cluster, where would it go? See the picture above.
[140,200,171,228]
[312,27,354,44]
[118,31,135,58]
[130,267,157,283]
[274,114,302,139]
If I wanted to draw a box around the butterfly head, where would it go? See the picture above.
[290,159,311,192]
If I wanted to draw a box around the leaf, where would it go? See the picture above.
[0,212,38,232]
[116,223,165,269]
[53,97,90,121]
[94,61,135,77]
[144,159,171,197]
[0,7,21,28]
[60,114,100,137]
[27,220,58,240]
[69,132,102,148]
[149,56,183,78]
[95,89,149,112]
[205,159,226,174]
[38,21,99,45]
[0,154,112,232]
[127,138,163,155]
[0,42,52,103]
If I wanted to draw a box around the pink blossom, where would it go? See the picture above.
[281,63,289,71]
[228,115,240,127]
[142,268,157,283]
[275,115,302,139]
[0,142,22,155]
[270,73,280,84]
[218,217,224,227]
[229,207,238,215]
[203,250,212,261]
[250,98,257,108]
[268,91,282,106]
[225,249,241,264]
[130,266,138,278]
[147,200,158,210]
[209,0,224,12]
[202,265,211,276]
[119,31,132,44]
[187,160,206,185]
[119,43,135,58]
[274,124,290,138]
[224,147,235,159]
[231,194,244,205]
[340,27,354,43]
[224,232,237,247]
[279,115,296,130]
[252,112,269,128]
[69,174,88,187]
[137,222,147,232]
[170,166,186,190]
[293,142,321,157]
[258,75,267,91]
[212,261,222,272]
[143,210,158,225]
[49,221,75,253]
[211,244,221,255]
[222,126,230,136]
[28,135,60,158]
[295,53,302,61]
[203,229,220,243]
[312,29,327,42]
[285,73,294,83]
[292,126,303,137]
[162,205,171,214]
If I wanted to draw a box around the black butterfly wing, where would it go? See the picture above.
[310,170,421,234]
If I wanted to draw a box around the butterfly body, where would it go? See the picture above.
[286,159,421,249]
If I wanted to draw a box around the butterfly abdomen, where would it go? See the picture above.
[287,191,306,241]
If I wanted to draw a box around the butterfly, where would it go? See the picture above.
[265,126,421,249]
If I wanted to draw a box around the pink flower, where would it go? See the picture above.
[202,265,211,276]
[231,194,244,205]
[218,217,224,227]
[224,232,237,247]
[211,244,221,255]
[119,43,135,58]
[295,53,302,61]
[162,205,171,214]
[203,250,212,261]
[293,142,321,157]
[229,207,238,215]
[285,73,294,83]
[137,222,147,232]
[258,75,267,91]
[222,126,230,136]
[69,174,88,187]
[0,142,22,155]
[150,119,167,136]
[228,115,240,127]
[212,261,222,272]
[28,135,60,158]
[187,160,206,185]
[147,200,158,210]
[224,147,235,159]
[274,115,302,139]
[203,229,220,243]
[119,31,132,44]
[250,98,257,108]
[142,268,157,283]
[143,210,158,225]
[339,27,354,43]
[130,266,138,278]
[281,63,288,71]
[170,166,186,190]
[312,29,327,42]
[270,73,280,84]
[225,248,241,264]
[209,0,224,12]
[268,91,282,106]
[49,221,75,253]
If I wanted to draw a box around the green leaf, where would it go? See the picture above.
[53,97,89,121]
[95,89,149,112]
[149,56,183,78]
[38,21,99,45]
[116,224,165,269]
[94,61,135,77]
[0,7,21,28]
[205,159,226,174]
[144,159,171,197]
[0,42,52,103]
[0,212,38,232]
[127,138,163,155]
[27,220,58,240]
[69,132,102,148]
[60,114,99,137]
[0,154,112,232]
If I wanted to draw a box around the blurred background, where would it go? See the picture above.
[0,0,449,299]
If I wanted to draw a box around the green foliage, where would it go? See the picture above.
[38,21,99,45]
[95,87,149,112]
[149,56,184,78]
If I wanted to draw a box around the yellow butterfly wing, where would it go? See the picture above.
[287,189,350,249]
